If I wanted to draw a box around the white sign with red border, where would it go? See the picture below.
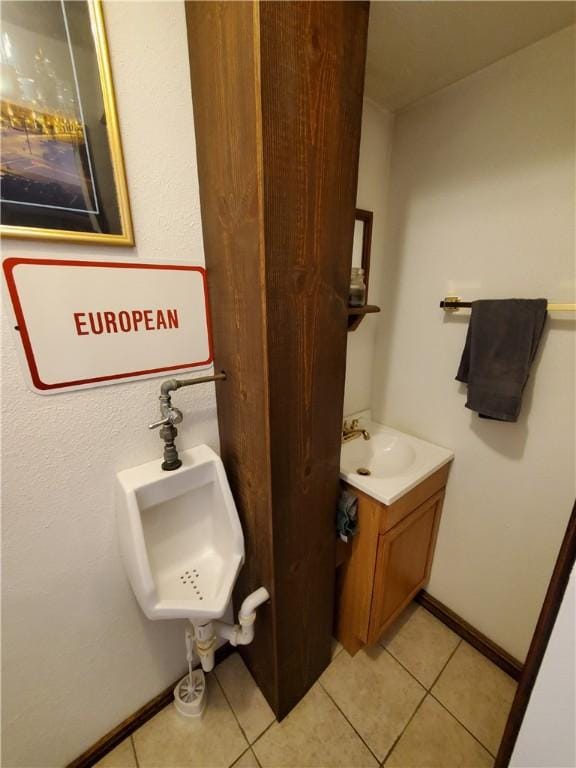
[3,257,214,394]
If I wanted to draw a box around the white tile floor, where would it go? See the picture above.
[97,605,516,768]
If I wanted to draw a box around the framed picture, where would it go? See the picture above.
[0,0,134,246]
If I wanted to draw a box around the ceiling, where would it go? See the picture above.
[365,1,575,112]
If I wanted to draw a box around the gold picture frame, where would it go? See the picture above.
[1,0,134,246]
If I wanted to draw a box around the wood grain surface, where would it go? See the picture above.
[186,0,368,717]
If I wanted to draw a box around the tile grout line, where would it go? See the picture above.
[428,637,463,690]
[427,638,499,758]
[250,718,277,758]
[429,691,497,759]
[317,679,384,765]
[320,643,437,766]
[378,691,429,767]
[379,640,498,760]
[211,669,253,761]
[129,734,140,768]
[380,645,428,689]
[379,645,441,693]
[251,745,263,768]
[231,746,252,768]
[331,641,344,662]
[232,745,261,768]
[378,619,463,692]
[374,638,465,766]
[213,659,278,758]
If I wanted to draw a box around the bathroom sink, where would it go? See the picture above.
[341,432,416,478]
[340,414,453,505]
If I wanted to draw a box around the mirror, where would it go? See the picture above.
[352,220,365,267]
[352,208,373,294]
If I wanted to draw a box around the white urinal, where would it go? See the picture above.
[116,444,245,623]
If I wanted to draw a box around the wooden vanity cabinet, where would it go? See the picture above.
[335,465,449,655]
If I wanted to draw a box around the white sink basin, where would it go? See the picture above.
[340,416,453,505]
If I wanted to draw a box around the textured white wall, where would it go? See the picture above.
[1,3,219,766]
[344,99,394,416]
[511,567,576,768]
[371,28,575,661]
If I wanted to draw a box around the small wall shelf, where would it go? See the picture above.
[348,208,378,331]
[348,304,381,331]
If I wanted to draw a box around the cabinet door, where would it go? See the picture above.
[367,490,444,643]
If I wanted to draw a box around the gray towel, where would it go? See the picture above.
[336,490,358,542]
[456,299,547,422]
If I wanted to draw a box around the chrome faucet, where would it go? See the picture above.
[342,419,371,444]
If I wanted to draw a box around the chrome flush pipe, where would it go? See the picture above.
[149,372,227,471]
[159,372,227,396]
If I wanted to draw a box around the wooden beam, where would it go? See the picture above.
[185,0,368,718]
[184,0,278,710]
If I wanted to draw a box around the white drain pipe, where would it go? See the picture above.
[194,622,217,672]
[215,586,270,646]
[193,587,270,672]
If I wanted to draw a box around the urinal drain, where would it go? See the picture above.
[179,569,204,599]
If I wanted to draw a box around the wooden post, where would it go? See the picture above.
[185,0,368,718]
